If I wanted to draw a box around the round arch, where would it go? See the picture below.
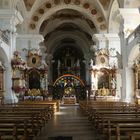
[36,6,100,33]
[29,5,107,33]
[0,47,8,65]
[53,74,85,87]
[45,31,91,56]
[41,18,94,37]
[108,0,120,33]
[128,44,139,67]
[0,46,13,103]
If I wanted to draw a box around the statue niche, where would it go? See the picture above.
[29,70,40,89]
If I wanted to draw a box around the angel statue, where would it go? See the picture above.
[90,59,94,68]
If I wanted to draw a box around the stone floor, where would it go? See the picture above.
[34,105,103,140]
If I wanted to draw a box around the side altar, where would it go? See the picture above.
[11,49,48,101]
[89,48,117,100]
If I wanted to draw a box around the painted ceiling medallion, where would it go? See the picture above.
[33,16,39,21]
[100,24,106,30]
[64,0,71,4]
[91,9,97,15]
[83,3,90,9]
[74,0,80,5]
[97,17,103,23]
[46,3,52,8]
[54,0,60,5]
[38,9,44,14]
[30,24,36,29]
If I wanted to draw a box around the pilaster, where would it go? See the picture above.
[119,8,140,37]
[16,34,44,57]
[93,34,107,50]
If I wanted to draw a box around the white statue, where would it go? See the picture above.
[76,59,80,67]
[116,51,122,69]
[57,60,61,75]
[58,60,61,68]
[90,59,94,68]
[111,78,116,89]
[40,60,48,69]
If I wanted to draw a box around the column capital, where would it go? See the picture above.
[93,33,120,41]
[119,8,140,37]
[104,34,120,41]
[92,34,107,42]
[16,34,44,42]
[0,9,23,32]
[16,34,44,50]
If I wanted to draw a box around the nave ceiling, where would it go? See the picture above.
[16,0,140,58]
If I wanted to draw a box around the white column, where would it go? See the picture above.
[90,69,98,90]
[16,34,44,59]
[122,67,134,102]
[105,34,122,100]
[4,63,18,103]
[119,8,140,37]
[116,70,122,100]
[93,34,107,49]
[105,34,121,67]
[119,9,140,103]
[0,8,23,104]
[84,57,90,85]
[90,70,94,90]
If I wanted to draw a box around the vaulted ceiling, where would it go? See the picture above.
[22,0,114,33]
[19,0,116,55]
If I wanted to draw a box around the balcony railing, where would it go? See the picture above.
[0,30,9,44]
[127,25,140,45]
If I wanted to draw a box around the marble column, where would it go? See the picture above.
[0,7,23,103]
[119,8,140,38]
[118,11,135,102]
[93,34,107,50]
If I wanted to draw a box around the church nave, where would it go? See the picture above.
[35,105,102,140]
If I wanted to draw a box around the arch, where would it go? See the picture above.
[29,4,107,33]
[45,31,91,57]
[128,44,139,67]
[40,18,95,37]
[36,6,100,33]
[53,74,85,87]
[0,47,8,64]
[0,46,12,103]
[108,0,120,33]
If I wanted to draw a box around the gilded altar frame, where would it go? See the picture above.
[134,64,140,101]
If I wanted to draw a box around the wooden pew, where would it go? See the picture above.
[79,100,140,140]
[0,101,56,140]
[128,132,140,140]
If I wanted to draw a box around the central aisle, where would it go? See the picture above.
[35,105,102,140]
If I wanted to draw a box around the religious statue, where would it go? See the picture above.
[40,60,48,69]
[111,78,116,89]
[116,51,122,69]
[90,59,94,68]
[76,59,80,67]
[58,60,61,68]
